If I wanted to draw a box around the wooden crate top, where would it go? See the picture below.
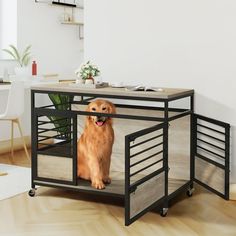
[31,83,194,100]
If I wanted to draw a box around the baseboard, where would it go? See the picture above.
[0,136,31,155]
[230,184,236,200]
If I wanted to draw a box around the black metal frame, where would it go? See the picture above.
[125,123,166,225]
[192,114,230,200]
[30,88,230,226]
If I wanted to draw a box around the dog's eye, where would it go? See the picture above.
[102,107,106,111]
[91,107,96,111]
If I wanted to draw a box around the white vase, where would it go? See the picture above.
[85,78,94,84]
[76,78,84,84]
[14,67,31,77]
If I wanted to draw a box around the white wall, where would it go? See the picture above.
[0,0,17,59]
[0,0,84,76]
[84,0,236,183]
[0,0,84,141]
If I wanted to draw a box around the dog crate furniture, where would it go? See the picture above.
[29,83,230,226]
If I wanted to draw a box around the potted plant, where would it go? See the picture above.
[2,45,31,76]
[48,93,73,141]
[75,61,100,84]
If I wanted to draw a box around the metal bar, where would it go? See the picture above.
[36,108,165,122]
[190,95,195,187]
[38,117,69,125]
[197,123,225,135]
[125,135,131,226]
[130,142,163,158]
[163,101,169,206]
[31,90,36,189]
[34,176,75,186]
[195,153,225,169]
[225,125,230,200]
[127,123,164,142]
[38,136,54,142]
[197,138,225,151]
[37,104,55,109]
[197,131,225,143]
[130,151,163,168]
[38,132,73,139]
[38,124,71,132]
[130,133,163,149]
[168,110,191,122]
[37,150,73,158]
[130,168,165,192]
[72,115,78,186]
[38,142,72,147]
[73,100,188,113]
[196,114,230,128]
[130,158,163,177]
[197,145,225,159]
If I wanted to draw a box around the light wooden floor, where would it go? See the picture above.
[0,150,236,236]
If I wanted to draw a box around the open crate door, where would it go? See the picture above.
[125,123,167,225]
[193,114,230,199]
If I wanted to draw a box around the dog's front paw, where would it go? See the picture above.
[92,180,105,190]
[103,176,111,185]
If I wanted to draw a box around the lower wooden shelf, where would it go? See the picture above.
[34,171,189,198]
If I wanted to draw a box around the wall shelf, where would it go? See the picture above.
[35,0,84,10]
[61,21,83,26]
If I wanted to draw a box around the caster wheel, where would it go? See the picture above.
[160,208,168,217]
[186,188,194,197]
[28,189,36,197]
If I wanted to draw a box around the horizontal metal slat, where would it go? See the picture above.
[130,142,163,158]
[130,158,163,177]
[197,138,225,151]
[130,133,163,149]
[130,151,163,168]
[197,145,225,159]
[197,123,225,135]
[197,131,225,143]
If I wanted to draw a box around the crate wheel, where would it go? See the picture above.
[160,208,168,217]
[28,189,36,197]
[186,188,194,197]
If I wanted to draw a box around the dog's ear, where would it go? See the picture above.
[107,101,116,114]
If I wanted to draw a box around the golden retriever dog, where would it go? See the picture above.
[77,99,116,189]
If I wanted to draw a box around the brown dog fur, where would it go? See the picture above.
[77,99,116,189]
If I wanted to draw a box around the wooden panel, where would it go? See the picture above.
[168,178,189,194]
[37,155,73,181]
[169,115,190,181]
[130,172,165,218]
[31,83,194,100]
[195,157,224,193]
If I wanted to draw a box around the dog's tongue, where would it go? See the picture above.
[96,121,104,126]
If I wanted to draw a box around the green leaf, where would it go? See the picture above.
[22,53,31,66]
[22,45,31,56]
[9,45,21,62]
[47,94,74,140]
[2,49,17,60]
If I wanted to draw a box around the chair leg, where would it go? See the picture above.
[16,119,30,161]
[11,120,14,162]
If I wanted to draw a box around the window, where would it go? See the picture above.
[0,0,17,59]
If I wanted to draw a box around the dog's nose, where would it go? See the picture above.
[97,116,102,121]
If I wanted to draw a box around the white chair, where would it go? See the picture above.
[0,81,30,161]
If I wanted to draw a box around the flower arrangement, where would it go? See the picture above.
[75,61,100,81]
[2,45,31,67]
